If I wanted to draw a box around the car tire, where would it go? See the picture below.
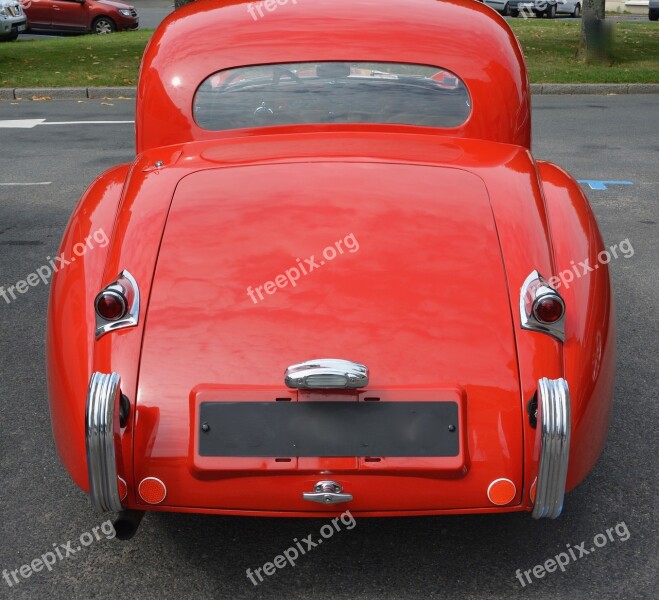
[0,31,19,42]
[545,3,557,18]
[510,9,519,16]
[650,10,659,21]
[501,3,511,16]
[92,16,116,34]
[572,3,581,17]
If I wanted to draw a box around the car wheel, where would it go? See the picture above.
[501,3,511,16]
[546,3,557,17]
[510,9,519,16]
[650,10,659,21]
[92,16,116,34]
[572,3,581,17]
[0,31,19,42]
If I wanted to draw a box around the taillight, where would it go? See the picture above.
[532,294,565,324]
[94,290,128,321]
[520,270,566,342]
[94,270,140,339]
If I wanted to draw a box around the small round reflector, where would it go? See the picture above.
[95,290,127,321]
[530,478,537,503]
[138,477,167,505]
[533,295,564,324]
[487,478,517,506]
[117,476,128,501]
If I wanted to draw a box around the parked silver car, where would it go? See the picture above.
[0,0,26,41]
[484,0,581,18]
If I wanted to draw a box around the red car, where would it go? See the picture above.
[47,0,614,538]
[23,0,138,34]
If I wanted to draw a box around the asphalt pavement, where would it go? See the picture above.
[0,95,657,599]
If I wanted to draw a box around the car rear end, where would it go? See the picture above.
[76,130,572,521]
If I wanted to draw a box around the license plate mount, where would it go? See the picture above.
[198,401,460,458]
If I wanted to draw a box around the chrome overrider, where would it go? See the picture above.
[86,372,124,513]
[532,377,571,519]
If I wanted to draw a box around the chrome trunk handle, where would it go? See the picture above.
[302,481,353,504]
[285,359,368,389]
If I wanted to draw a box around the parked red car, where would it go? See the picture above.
[47,0,614,539]
[23,0,138,34]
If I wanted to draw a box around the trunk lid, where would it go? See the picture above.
[136,161,523,510]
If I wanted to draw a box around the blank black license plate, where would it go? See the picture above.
[198,401,459,457]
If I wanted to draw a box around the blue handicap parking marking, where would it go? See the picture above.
[577,180,634,191]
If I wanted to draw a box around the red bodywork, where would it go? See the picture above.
[47,0,614,517]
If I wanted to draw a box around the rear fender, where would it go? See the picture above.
[46,164,130,491]
[538,161,615,492]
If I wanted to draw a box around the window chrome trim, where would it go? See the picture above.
[532,377,571,519]
[95,270,140,339]
[520,270,566,342]
[285,359,369,389]
[85,372,124,513]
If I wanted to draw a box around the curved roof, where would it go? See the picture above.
[136,0,530,153]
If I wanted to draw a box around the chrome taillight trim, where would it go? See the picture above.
[532,377,571,519]
[95,270,140,339]
[85,372,123,513]
[285,359,369,389]
[520,270,566,342]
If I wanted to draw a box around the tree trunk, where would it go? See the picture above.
[577,0,610,63]
[174,0,196,9]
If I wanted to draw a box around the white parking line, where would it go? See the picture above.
[39,121,135,126]
[0,119,133,128]
[0,182,52,186]
[0,119,46,128]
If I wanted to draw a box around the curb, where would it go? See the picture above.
[0,87,137,100]
[530,83,659,95]
[1,84,659,100]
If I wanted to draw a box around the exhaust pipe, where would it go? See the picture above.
[112,510,145,540]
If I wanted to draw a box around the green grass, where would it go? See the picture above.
[0,21,657,88]
[511,20,659,83]
[0,31,152,88]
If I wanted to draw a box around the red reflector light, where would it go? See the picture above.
[138,477,167,505]
[95,291,127,321]
[533,295,564,324]
[487,478,517,506]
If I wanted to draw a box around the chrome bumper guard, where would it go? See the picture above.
[532,377,571,519]
[85,372,123,513]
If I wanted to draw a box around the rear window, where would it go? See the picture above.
[193,62,471,131]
